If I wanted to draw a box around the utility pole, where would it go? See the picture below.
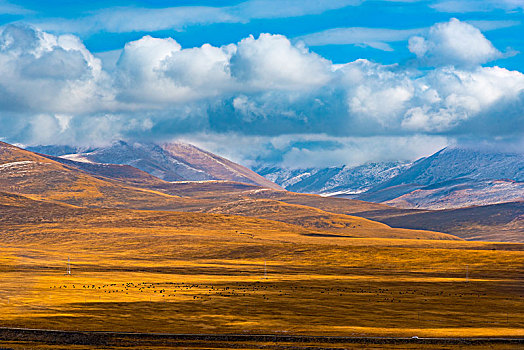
[67,256,71,275]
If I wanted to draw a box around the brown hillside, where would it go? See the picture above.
[162,142,283,190]
[0,142,186,209]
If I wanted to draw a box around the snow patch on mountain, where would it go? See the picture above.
[256,161,410,195]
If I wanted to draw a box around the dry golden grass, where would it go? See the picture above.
[0,193,522,342]
[206,198,458,240]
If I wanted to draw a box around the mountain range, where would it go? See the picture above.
[31,141,524,210]
[258,147,524,210]
[255,161,411,196]
[1,140,454,241]
[9,140,522,242]
[28,141,281,190]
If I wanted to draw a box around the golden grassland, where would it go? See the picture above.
[1,143,523,348]
[0,198,522,342]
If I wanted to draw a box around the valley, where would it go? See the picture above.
[0,141,523,348]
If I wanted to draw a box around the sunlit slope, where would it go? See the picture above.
[207,198,458,240]
[0,142,184,209]
[0,190,456,241]
[245,189,524,242]
[0,191,324,242]
[163,142,283,190]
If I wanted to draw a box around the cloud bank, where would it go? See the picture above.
[0,18,523,168]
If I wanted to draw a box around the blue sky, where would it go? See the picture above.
[3,0,523,69]
[0,0,523,167]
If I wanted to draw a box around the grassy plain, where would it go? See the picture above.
[0,196,522,342]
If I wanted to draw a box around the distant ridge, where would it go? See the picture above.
[28,141,282,190]
[358,147,524,209]
[257,147,524,209]
[3,140,523,241]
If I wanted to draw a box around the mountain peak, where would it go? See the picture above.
[26,141,282,190]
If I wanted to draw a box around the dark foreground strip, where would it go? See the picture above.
[0,328,522,347]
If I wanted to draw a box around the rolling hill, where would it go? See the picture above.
[5,141,524,242]
[356,200,524,242]
[28,141,282,190]
[1,141,455,240]
[0,141,186,209]
[246,189,524,242]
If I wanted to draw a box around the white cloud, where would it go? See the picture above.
[402,66,524,131]
[114,33,331,106]
[0,0,33,15]
[0,22,523,168]
[0,24,110,114]
[162,43,234,93]
[338,60,415,126]
[231,34,331,90]
[408,18,503,66]
[115,35,185,104]
[465,20,521,31]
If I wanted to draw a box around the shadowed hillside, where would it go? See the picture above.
[1,142,454,240]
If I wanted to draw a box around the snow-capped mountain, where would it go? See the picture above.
[368,147,524,192]
[256,147,524,209]
[357,147,524,209]
[256,162,411,196]
[27,141,282,190]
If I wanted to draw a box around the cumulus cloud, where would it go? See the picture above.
[115,33,330,107]
[231,34,331,90]
[115,35,184,104]
[0,20,523,168]
[0,24,110,114]
[408,18,503,66]
[399,66,524,132]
